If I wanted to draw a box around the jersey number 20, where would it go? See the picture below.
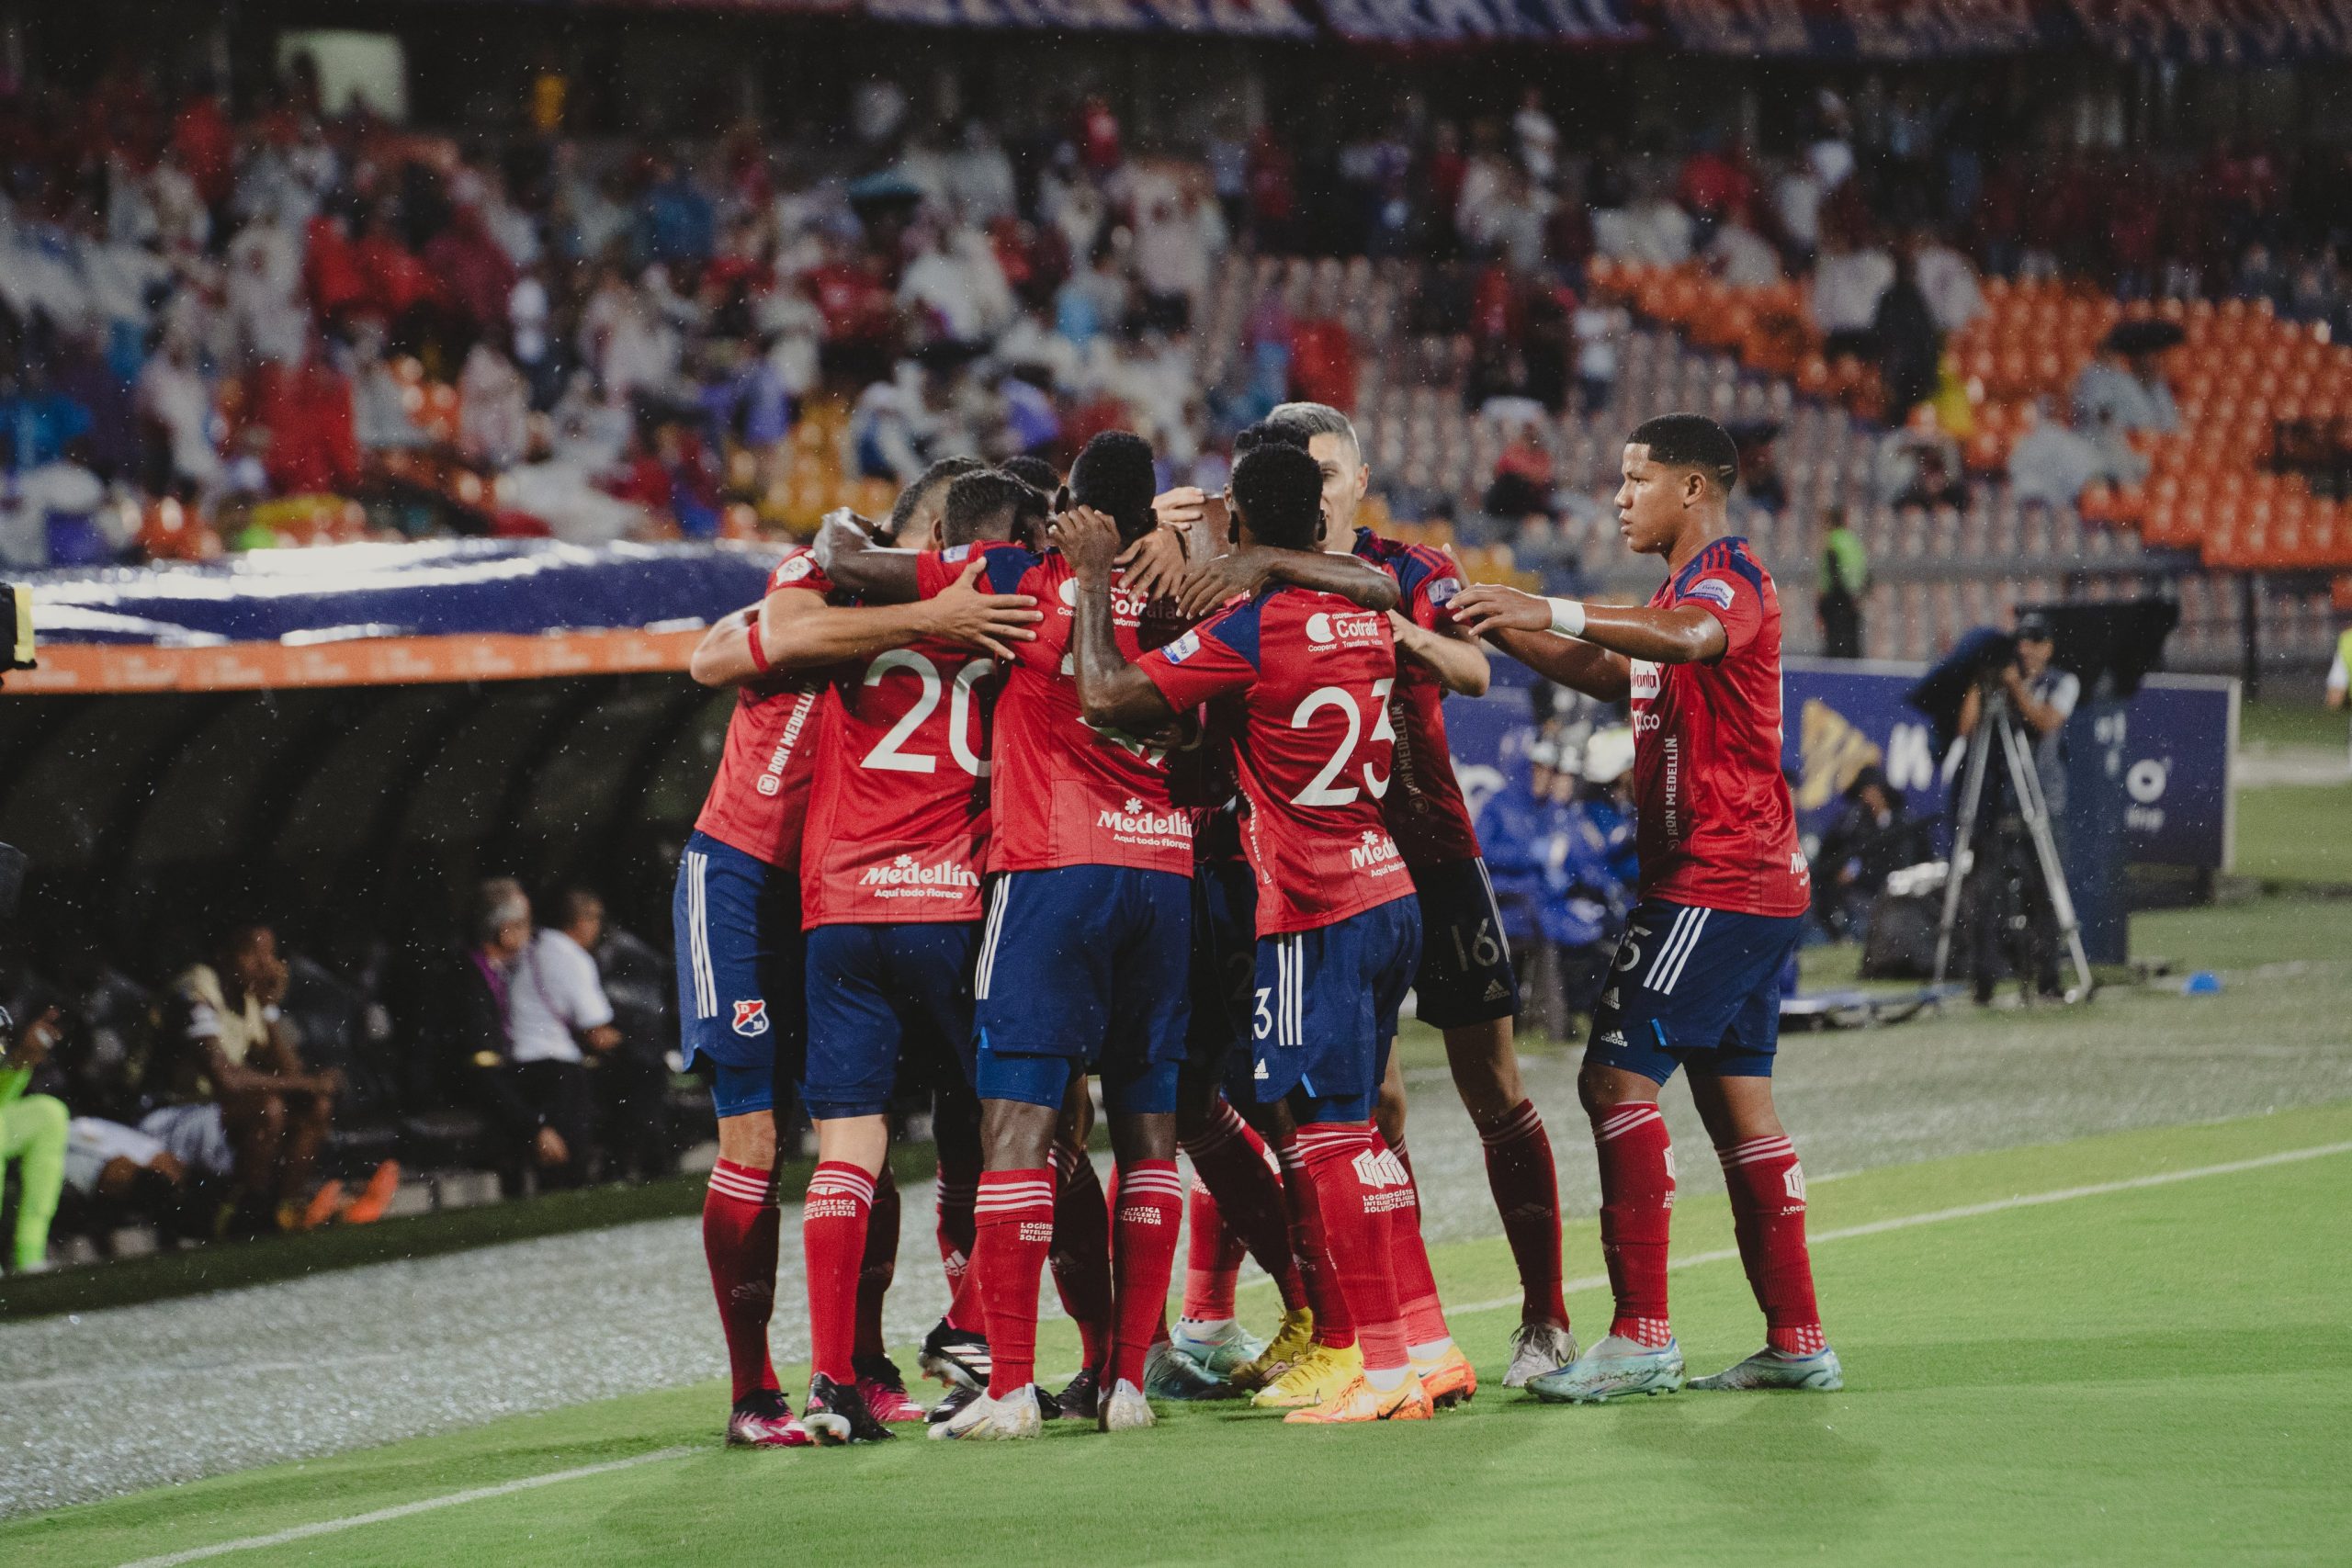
[860,650,995,776]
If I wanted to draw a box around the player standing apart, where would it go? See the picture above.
[680,462,1039,1447]
[1073,443,1433,1424]
[1451,413,1841,1401]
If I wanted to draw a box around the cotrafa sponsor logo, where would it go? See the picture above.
[859,852,979,889]
[1098,795,1195,839]
[1305,610,1387,648]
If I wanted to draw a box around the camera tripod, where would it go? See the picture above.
[1930,682,2095,1002]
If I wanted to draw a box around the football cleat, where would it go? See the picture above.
[1283,1371,1433,1425]
[853,1354,928,1423]
[1503,1320,1579,1390]
[1411,1344,1478,1409]
[1526,1334,1686,1404]
[918,1319,991,1393]
[1250,1341,1363,1409]
[925,1384,980,1426]
[927,1386,1044,1441]
[1097,1377,1156,1433]
[726,1389,813,1448]
[1171,1315,1267,1379]
[1054,1367,1102,1420]
[803,1373,897,1445]
[1229,1307,1315,1391]
[1689,1345,1845,1392]
[1144,1339,1233,1401]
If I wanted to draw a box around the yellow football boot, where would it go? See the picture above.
[1282,1372,1433,1425]
[1250,1339,1362,1409]
[1229,1307,1316,1391]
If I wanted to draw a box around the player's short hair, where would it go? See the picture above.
[1234,420,1309,456]
[1628,413,1739,494]
[1069,431,1159,543]
[1267,401,1361,461]
[999,454,1061,498]
[1229,443,1323,552]
[942,470,1047,547]
[888,456,989,539]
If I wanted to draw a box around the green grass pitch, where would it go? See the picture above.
[8,1101,2348,1568]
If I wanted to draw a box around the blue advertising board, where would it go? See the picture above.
[1442,657,2238,874]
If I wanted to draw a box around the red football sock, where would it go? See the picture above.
[1297,1123,1408,1374]
[1048,1144,1114,1374]
[1477,1098,1569,1329]
[934,1158,982,1333]
[1182,1177,1246,1321]
[974,1168,1055,1397]
[1183,1099,1307,1313]
[802,1161,876,1383]
[854,1167,899,1362]
[703,1158,781,1403]
[1275,1125,1354,1348]
[1111,1159,1185,1389]
[1718,1134,1826,1355]
[1592,1102,1674,1348]
[1381,1134,1451,1350]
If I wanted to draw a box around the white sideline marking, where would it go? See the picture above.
[113,1447,694,1568]
[1446,1138,2352,1318]
[107,1138,2352,1566]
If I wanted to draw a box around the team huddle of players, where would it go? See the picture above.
[675,404,1840,1444]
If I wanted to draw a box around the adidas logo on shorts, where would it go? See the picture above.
[1482,978,1510,1002]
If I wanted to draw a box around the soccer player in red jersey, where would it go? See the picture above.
[1069,441,1434,1426]
[1451,413,1841,1400]
[679,459,1040,1448]
[794,470,1046,1444]
[1172,404,1572,1393]
[820,433,1395,1440]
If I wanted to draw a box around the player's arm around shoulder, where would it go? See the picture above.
[1056,504,1182,732]
[1446,583,1640,701]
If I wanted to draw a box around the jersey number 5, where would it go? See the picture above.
[860,650,995,776]
[1290,680,1395,807]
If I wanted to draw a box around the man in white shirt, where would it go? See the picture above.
[506,888,621,1188]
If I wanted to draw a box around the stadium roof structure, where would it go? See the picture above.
[14,539,779,694]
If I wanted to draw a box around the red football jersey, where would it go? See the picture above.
[1138,587,1415,935]
[1631,537,1810,917]
[916,541,1193,875]
[693,548,834,870]
[799,630,999,928]
[1351,528,1485,869]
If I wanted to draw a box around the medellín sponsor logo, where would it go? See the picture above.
[1098,795,1195,840]
[1349,829,1403,871]
[859,852,980,891]
[1684,577,1736,612]
[1306,610,1387,648]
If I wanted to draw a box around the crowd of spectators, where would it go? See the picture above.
[0,881,678,1269]
[11,48,2352,572]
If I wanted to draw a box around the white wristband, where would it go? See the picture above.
[1544,596,1588,639]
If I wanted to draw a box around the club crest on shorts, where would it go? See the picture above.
[731,998,770,1036]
